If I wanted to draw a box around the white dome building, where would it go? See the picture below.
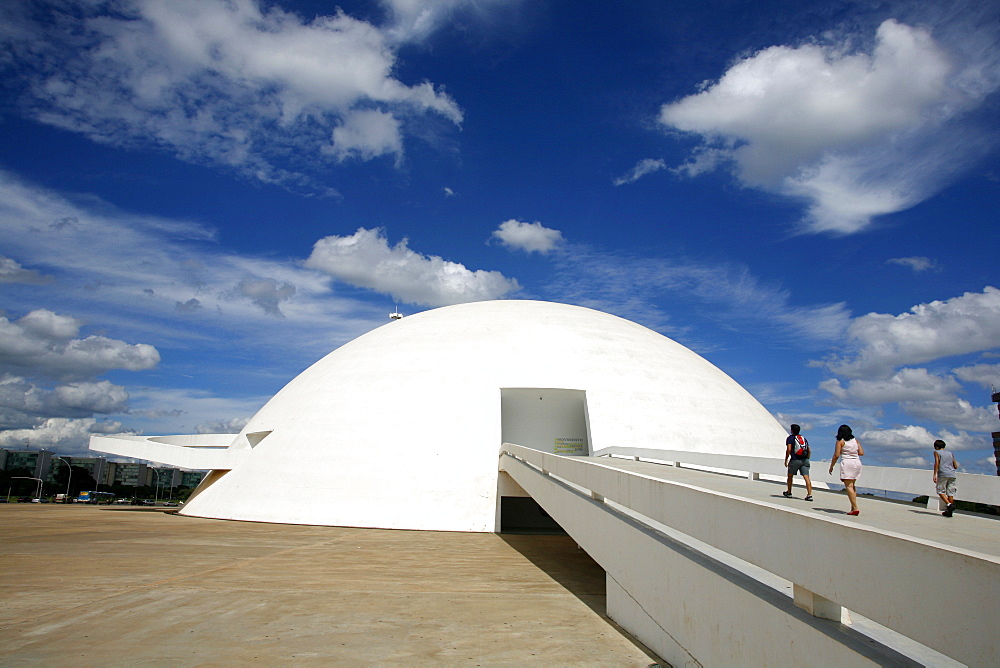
[92,300,787,532]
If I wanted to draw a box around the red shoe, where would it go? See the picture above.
[847,510,860,516]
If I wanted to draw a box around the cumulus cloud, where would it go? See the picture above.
[0,256,53,285]
[0,375,128,429]
[820,368,961,405]
[326,109,404,164]
[54,381,130,415]
[953,363,1000,388]
[820,366,997,432]
[886,256,938,272]
[826,287,1000,378]
[613,159,666,186]
[0,417,126,455]
[659,18,1000,234]
[899,397,998,433]
[1,0,464,190]
[491,220,564,254]
[0,310,159,381]
[861,425,982,452]
[305,227,519,306]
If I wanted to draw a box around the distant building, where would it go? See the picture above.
[180,470,206,488]
[110,461,149,487]
[1,448,53,480]
[2,448,206,493]
[62,457,112,486]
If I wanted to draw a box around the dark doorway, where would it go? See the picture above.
[500,496,566,534]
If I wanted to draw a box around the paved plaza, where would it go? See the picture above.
[0,504,659,666]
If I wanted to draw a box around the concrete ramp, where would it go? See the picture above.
[500,444,1000,667]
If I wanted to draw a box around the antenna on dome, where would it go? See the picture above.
[389,305,403,321]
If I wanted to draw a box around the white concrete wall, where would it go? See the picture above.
[114,300,789,531]
[596,446,1000,506]
[90,434,244,470]
[501,444,1000,667]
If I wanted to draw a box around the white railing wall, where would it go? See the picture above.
[500,443,1000,667]
[594,446,1000,507]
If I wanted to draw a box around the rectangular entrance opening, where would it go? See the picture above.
[500,388,590,455]
[498,388,589,533]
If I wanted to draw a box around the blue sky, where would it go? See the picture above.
[1,0,998,472]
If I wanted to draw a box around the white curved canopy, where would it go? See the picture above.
[92,300,787,531]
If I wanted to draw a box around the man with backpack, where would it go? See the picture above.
[783,424,813,501]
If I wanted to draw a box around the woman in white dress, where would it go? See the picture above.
[829,424,864,516]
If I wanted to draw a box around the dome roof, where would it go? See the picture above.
[178,300,786,531]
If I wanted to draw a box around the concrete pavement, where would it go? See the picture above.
[0,505,661,666]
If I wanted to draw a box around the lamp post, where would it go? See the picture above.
[152,467,162,506]
[12,477,44,500]
[57,457,72,502]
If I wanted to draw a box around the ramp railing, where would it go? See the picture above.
[595,445,1000,508]
[500,443,999,667]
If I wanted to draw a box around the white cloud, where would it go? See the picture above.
[305,227,520,307]
[53,381,130,415]
[860,425,982,453]
[0,310,159,382]
[900,398,998,433]
[659,19,999,233]
[0,375,125,430]
[2,0,463,189]
[954,363,1000,389]
[0,256,53,285]
[0,417,122,455]
[827,287,1000,378]
[613,159,666,186]
[820,366,997,432]
[326,109,404,164]
[820,368,961,405]
[491,220,564,254]
[886,256,938,272]
[896,455,931,467]
[975,456,999,475]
